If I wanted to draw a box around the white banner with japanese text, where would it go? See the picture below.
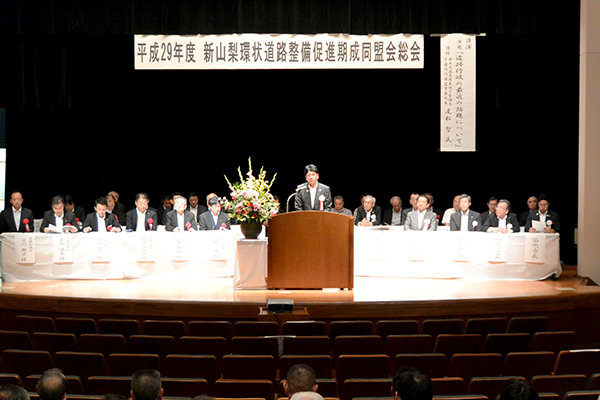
[134,33,424,70]
[441,34,476,152]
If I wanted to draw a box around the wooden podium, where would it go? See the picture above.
[267,211,354,289]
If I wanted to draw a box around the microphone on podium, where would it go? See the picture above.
[286,185,304,213]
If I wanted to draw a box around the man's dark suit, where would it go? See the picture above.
[108,202,126,225]
[39,210,79,232]
[198,211,230,230]
[383,208,406,226]
[157,206,172,225]
[482,212,520,232]
[82,212,121,232]
[295,182,332,211]
[125,209,159,231]
[165,210,197,231]
[525,210,561,233]
[0,207,35,233]
[188,205,208,223]
[355,206,383,226]
[449,210,482,231]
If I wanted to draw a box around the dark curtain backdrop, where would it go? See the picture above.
[0,0,580,262]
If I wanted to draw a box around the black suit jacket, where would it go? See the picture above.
[449,210,482,231]
[525,210,560,233]
[40,210,80,232]
[125,209,159,231]
[482,212,520,233]
[83,212,121,232]
[165,210,197,231]
[383,208,406,226]
[0,207,35,233]
[355,206,382,226]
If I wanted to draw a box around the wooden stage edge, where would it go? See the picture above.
[1,269,600,347]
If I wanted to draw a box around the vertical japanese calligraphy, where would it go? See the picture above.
[441,34,476,152]
[134,34,424,70]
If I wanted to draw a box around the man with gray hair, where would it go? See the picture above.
[355,195,382,227]
[449,194,482,232]
[36,368,68,400]
[131,370,163,400]
[0,385,29,400]
[383,196,405,226]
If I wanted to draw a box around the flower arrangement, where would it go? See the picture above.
[223,158,279,225]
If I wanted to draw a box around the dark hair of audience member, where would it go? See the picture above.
[286,364,317,396]
[0,384,30,400]
[500,379,539,400]
[392,366,434,400]
[131,370,162,400]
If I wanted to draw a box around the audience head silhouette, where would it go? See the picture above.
[37,368,68,400]
[392,366,434,400]
[131,370,163,400]
[284,364,318,397]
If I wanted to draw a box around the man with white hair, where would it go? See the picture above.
[355,195,382,226]
[165,196,197,232]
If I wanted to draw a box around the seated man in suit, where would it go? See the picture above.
[126,193,159,231]
[332,195,353,216]
[295,164,332,211]
[404,194,438,231]
[482,199,520,233]
[450,194,482,232]
[383,196,406,226]
[106,193,126,224]
[199,196,230,230]
[520,196,539,226]
[480,196,498,226]
[64,194,86,226]
[40,195,79,233]
[526,196,560,233]
[0,191,35,233]
[355,195,382,226]
[187,191,208,223]
[165,196,197,232]
[83,197,122,232]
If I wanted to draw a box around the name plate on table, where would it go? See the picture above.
[89,234,111,262]
[367,229,394,261]
[406,232,427,262]
[451,233,471,262]
[135,233,156,262]
[53,235,74,263]
[15,235,35,264]
[525,234,546,263]
[488,234,509,262]
[170,234,191,261]
[208,233,227,261]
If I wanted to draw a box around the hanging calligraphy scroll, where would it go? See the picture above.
[440,34,476,152]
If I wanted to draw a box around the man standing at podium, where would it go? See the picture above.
[295,164,332,212]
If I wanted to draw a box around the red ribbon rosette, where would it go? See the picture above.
[23,218,30,232]
[186,222,192,231]
[148,218,153,230]
[107,225,113,232]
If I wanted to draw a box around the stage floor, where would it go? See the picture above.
[0,273,592,304]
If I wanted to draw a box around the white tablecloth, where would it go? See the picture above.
[1,227,561,283]
[0,231,240,282]
[354,228,561,280]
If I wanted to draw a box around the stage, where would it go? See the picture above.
[1,268,600,347]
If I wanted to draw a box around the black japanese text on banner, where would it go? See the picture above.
[440,34,476,152]
[134,34,424,70]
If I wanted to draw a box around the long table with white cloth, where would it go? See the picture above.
[0,227,560,283]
